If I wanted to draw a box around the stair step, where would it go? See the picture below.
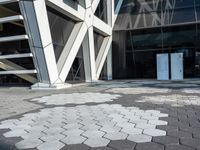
[0,70,37,75]
[0,53,33,59]
[0,15,23,24]
[0,0,18,5]
[0,35,28,43]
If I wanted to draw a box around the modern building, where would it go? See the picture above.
[0,0,199,88]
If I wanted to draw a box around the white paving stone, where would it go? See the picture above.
[40,134,65,142]
[121,127,143,135]
[143,129,166,136]
[104,132,128,140]
[61,135,87,144]
[84,137,110,147]
[15,139,43,149]
[136,123,156,129]
[0,104,168,149]
[31,93,121,105]
[127,134,152,143]
[37,141,65,150]
[63,129,84,136]
[3,129,28,138]
[82,130,105,138]
[148,120,168,125]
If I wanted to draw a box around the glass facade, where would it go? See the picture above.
[113,0,200,79]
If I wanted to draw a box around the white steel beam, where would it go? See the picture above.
[91,0,100,12]
[96,36,112,78]
[93,16,112,36]
[19,0,60,85]
[58,22,88,82]
[0,15,23,24]
[46,0,85,21]
[82,27,97,82]
[0,35,28,42]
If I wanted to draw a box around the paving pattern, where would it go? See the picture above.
[137,95,200,107]
[107,87,170,94]
[0,80,200,150]
[183,88,200,93]
[0,104,168,149]
[30,93,121,105]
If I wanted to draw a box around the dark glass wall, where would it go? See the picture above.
[113,0,200,79]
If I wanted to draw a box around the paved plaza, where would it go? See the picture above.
[0,80,200,150]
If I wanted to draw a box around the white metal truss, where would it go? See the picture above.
[49,0,123,83]
[14,0,123,88]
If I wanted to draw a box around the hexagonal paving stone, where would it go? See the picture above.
[82,130,105,138]
[37,141,65,150]
[63,129,84,137]
[143,129,166,137]
[148,120,168,125]
[0,103,169,149]
[152,136,179,145]
[40,134,65,142]
[127,134,152,143]
[136,142,164,150]
[61,135,87,145]
[165,145,194,150]
[15,139,43,149]
[108,140,136,150]
[3,129,28,138]
[62,123,83,130]
[121,127,143,135]
[104,132,128,140]
[180,138,200,149]
[84,137,110,147]
[136,123,156,129]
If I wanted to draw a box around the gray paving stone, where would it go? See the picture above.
[37,141,65,150]
[127,134,152,143]
[167,130,192,138]
[61,144,90,150]
[108,140,136,150]
[90,147,114,150]
[15,138,43,149]
[180,138,200,149]
[165,145,195,150]
[84,137,110,147]
[135,142,164,150]
[153,136,179,145]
